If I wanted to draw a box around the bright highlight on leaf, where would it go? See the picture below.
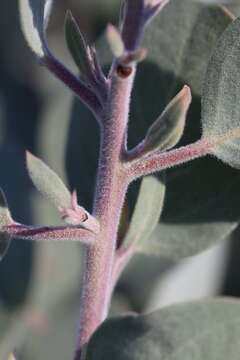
[26,151,72,210]
[0,188,12,261]
[8,354,16,360]
[19,0,53,57]
[106,24,125,58]
[143,85,192,154]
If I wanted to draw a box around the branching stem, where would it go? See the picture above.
[42,56,103,118]
[74,67,136,359]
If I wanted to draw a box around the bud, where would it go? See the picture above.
[143,86,192,153]
[106,24,125,58]
[121,48,147,65]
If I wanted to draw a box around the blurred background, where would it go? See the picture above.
[0,0,240,359]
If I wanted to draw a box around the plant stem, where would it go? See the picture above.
[74,68,135,360]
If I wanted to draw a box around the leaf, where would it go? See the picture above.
[124,175,166,248]
[202,16,240,168]
[0,188,12,261]
[26,152,71,211]
[19,0,53,57]
[64,10,92,77]
[86,298,240,360]
[143,86,191,153]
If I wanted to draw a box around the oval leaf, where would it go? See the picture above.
[202,16,240,168]
[144,85,191,153]
[26,152,71,210]
[86,299,240,360]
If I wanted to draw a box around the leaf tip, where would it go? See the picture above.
[106,23,125,58]
[178,85,192,109]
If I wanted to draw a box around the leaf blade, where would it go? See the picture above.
[26,152,71,211]
[202,15,240,168]
[124,175,166,249]
[86,299,240,360]
[19,0,53,57]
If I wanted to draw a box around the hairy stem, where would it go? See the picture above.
[126,138,213,180]
[3,224,95,244]
[74,68,135,359]
[42,56,102,118]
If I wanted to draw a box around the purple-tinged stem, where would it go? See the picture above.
[3,224,95,244]
[126,138,213,180]
[121,0,169,51]
[42,56,103,119]
[73,67,136,359]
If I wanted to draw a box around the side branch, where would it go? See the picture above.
[126,138,213,180]
[2,224,96,244]
[42,55,102,118]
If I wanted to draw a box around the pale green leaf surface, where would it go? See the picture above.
[124,175,165,248]
[87,299,240,360]
[202,16,240,168]
[19,0,53,57]
[27,152,71,211]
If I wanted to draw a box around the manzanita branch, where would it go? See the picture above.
[14,1,240,360]
[42,55,103,118]
[125,127,240,181]
[2,224,96,244]
[125,138,212,180]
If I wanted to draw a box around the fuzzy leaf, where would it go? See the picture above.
[19,0,53,57]
[0,189,12,261]
[124,175,165,248]
[86,299,240,360]
[202,16,240,168]
[144,86,191,153]
[26,152,71,210]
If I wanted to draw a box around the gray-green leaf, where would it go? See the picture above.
[86,298,240,360]
[26,152,71,210]
[202,16,240,168]
[124,175,165,249]
[19,0,53,57]
[65,10,93,78]
[144,86,191,153]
